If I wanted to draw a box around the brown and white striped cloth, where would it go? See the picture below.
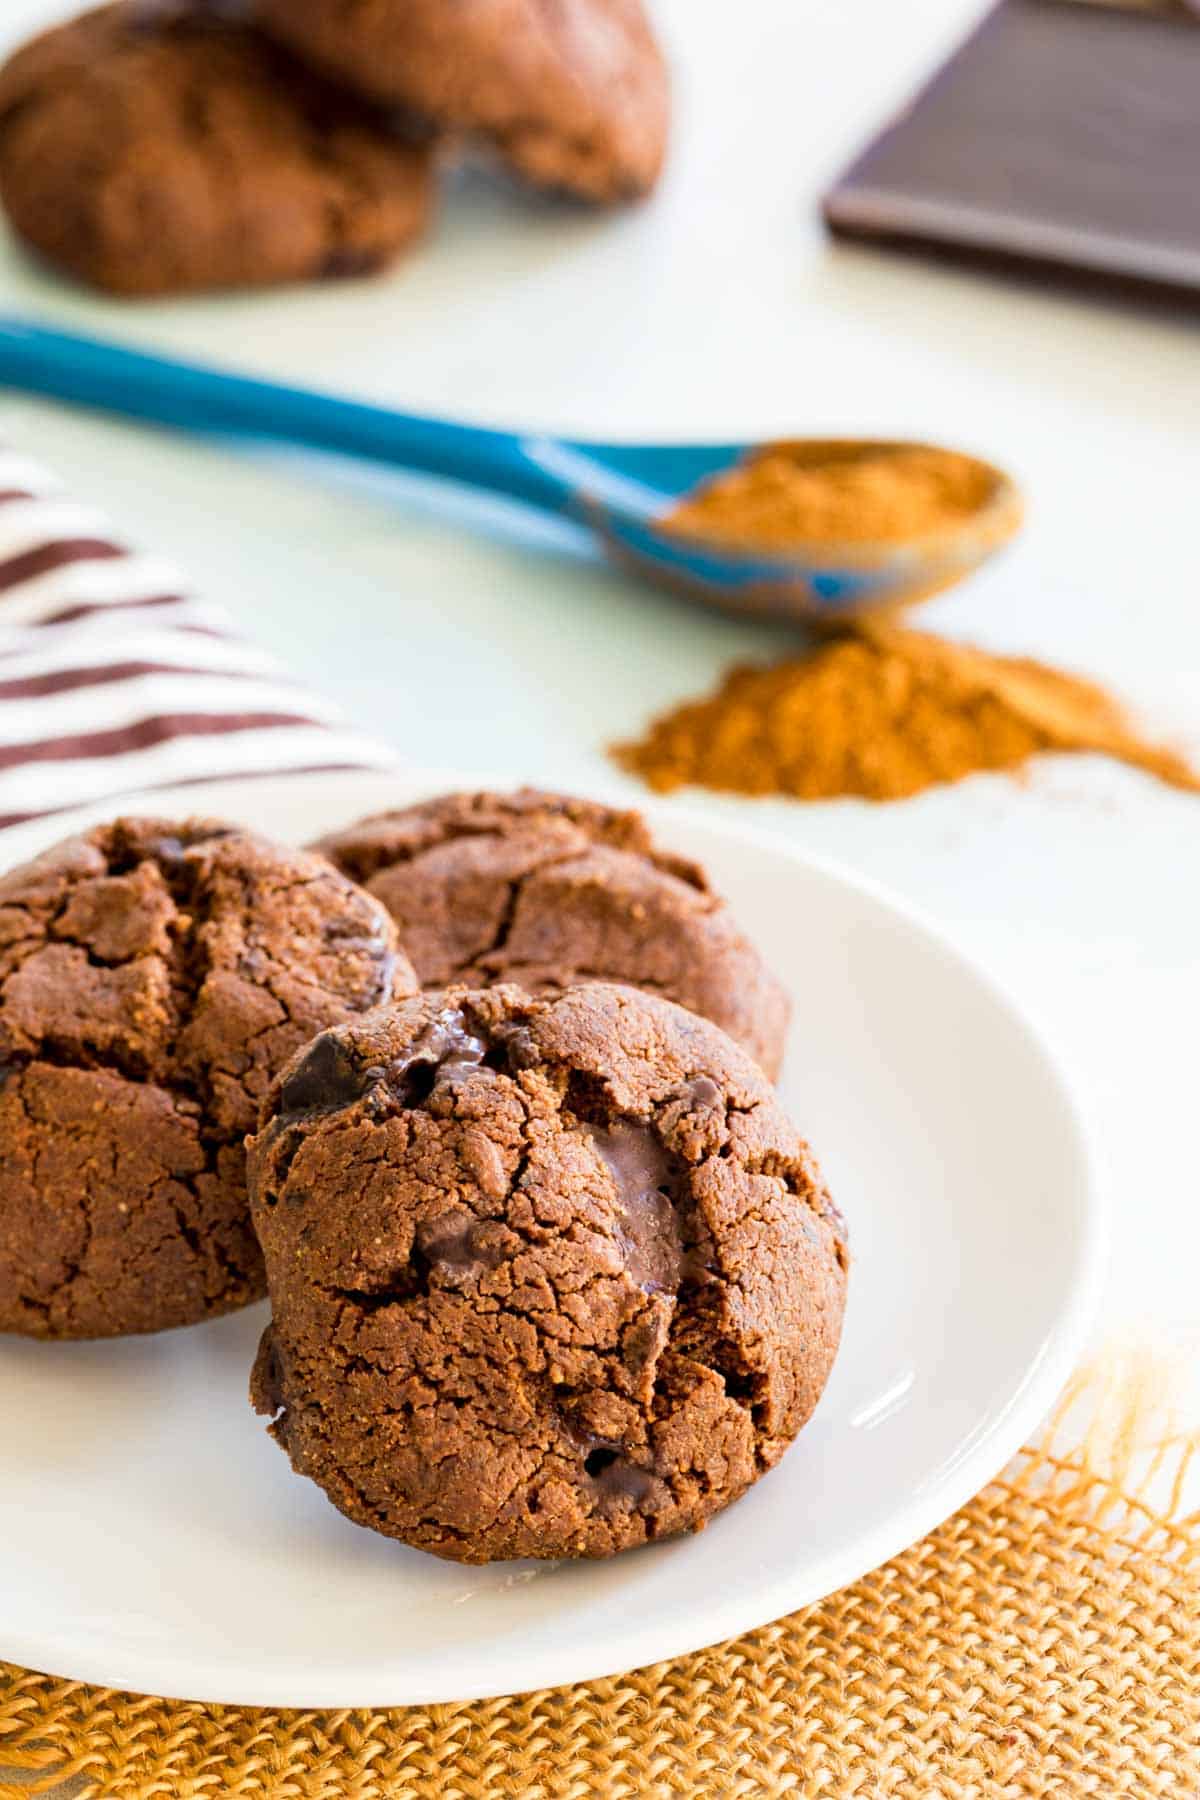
[0,447,397,830]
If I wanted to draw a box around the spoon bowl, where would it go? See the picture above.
[0,319,1022,623]
[553,436,1022,621]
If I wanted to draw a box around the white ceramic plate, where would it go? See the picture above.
[0,772,1104,1707]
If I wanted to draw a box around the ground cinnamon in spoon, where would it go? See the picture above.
[613,624,1200,801]
[665,443,999,547]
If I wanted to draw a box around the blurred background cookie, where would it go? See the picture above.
[255,0,669,202]
[249,981,846,1562]
[0,1,436,295]
[0,816,414,1337]
[315,788,790,1078]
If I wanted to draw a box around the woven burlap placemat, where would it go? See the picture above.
[2,1357,1197,1799]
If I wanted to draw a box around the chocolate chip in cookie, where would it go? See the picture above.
[0,815,416,1338]
[255,0,669,203]
[0,2,436,295]
[248,982,847,1563]
[314,788,791,1080]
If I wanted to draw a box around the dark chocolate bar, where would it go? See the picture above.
[824,0,1200,300]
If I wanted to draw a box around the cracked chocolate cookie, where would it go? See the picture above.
[255,0,669,203]
[248,981,847,1562]
[313,788,790,1081]
[0,2,435,296]
[0,816,415,1338]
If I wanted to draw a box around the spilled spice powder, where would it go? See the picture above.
[613,624,1200,802]
[665,443,1000,548]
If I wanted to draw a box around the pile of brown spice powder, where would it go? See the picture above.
[613,624,1200,802]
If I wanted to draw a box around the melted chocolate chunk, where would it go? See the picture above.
[277,1033,373,1121]
[496,1023,539,1070]
[415,1209,503,1282]
[588,1119,683,1295]
[389,1008,488,1105]
[680,1243,716,1283]
[146,825,234,868]
[583,1444,657,1507]
[685,1074,722,1108]
[148,833,186,867]
[425,1011,488,1076]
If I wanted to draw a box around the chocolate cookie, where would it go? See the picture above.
[0,816,415,1338]
[0,3,435,296]
[249,982,847,1562]
[314,789,790,1080]
[255,0,668,203]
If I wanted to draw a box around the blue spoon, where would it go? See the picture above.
[0,317,1022,622]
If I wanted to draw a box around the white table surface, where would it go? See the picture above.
[1,0,1198,1607]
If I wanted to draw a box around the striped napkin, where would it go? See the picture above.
[0,445,396,832]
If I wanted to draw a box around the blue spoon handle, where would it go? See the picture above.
[0,317,576,517]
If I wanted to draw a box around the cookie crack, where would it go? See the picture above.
[479,876,520,970]
[448,846,585,983]
[742,1147,847,1256]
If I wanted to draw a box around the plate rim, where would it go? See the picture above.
[0,770,1109,1707]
